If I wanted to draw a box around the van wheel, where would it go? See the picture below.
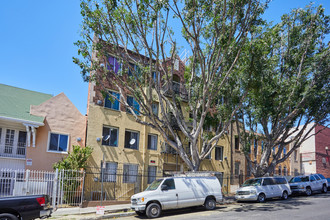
[257,193,266,203]
[282,191,288,200]
[306,187,312,196]
[135,211,145,216]
[322,185,327,193]
[146,203,161,218]
[0,213,19,220]
[204,198,216,210]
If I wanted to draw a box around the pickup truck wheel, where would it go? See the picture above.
[135,211,145,216]
[146,203,161,218]
[204,198,216,210]
[306,187,312,196]
[282,191,288,200]
[0,213,19,220]
[257,193,266,203]
[322,185,327,193]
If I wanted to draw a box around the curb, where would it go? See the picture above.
[73,211,136,220]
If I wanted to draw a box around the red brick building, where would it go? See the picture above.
[300,124,330,177]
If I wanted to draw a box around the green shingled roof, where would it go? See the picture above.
[0,84,53,124]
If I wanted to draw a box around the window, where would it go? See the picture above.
[48,133,69,152]
[283,166,287,176]
[5,129,15,154]
[294,169,299,176]
[261,141,264,152]
[124,130,139,150]
[310,175,316,182]
[313,174,320,181]
[148,166,157,184]
[294,150,298,161]
[104,91,120,110]
[162,179,175,190]
[17,131,27,155]
[123,164,138,183]
[263,178,273,186]
[152,72,157,83]
[102,126,118,147]
[254,139,258,157]
[107,56,121,74]
[247,165,251,177]
[127,96,140,115]
[234,162,240,176]
[128,63,141,77]
[215,146,223,161]
[101,162,117,182]
[283,147,286,157]
[278,166,282,175]
[148,134,158,150]
[152,103,158,116]
[234,136,239,150]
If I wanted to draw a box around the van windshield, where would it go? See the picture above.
[145,179,163,191]
[242,178,262,187]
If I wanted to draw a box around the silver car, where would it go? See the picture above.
[236,177,291,202]
[289,174,328,196]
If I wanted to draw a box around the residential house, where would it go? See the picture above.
[0,84,86,171]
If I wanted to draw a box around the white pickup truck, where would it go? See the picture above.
[289,173,328,196]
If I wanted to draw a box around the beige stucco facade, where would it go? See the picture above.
[28,93,86,171]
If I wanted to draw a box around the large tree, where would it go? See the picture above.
[236,4,330,177]
[74,0,266,171]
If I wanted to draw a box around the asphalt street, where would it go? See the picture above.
[119,192,330,220]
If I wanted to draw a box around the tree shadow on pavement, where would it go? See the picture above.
[133,206,223,219]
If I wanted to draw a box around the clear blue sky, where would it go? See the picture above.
[0,0,329,115]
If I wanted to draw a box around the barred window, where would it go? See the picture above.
[148,166,157,184]
[123,164,138,183]
[101,162,117,182]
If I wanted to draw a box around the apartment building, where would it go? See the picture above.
[85,49,233,200]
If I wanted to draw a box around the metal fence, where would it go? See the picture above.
[0,168,305,208]
[0,168,84,209]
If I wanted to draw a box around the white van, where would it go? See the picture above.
[131,175,222,218]
[235,177,291,202]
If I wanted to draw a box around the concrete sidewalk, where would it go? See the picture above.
[50,196,236,220]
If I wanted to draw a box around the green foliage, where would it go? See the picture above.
[237,4,329,177]
[53,145,93,170]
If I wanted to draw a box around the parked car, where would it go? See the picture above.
[289,174,328,196]
[327,178,330,190]
[235,177,291,202]
[0,194,52,220]
[131,175,222,218]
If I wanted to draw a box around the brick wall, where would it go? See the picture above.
[315,125,330,177]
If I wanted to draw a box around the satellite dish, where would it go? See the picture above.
[130,139,136,145]
[103,135,110,141]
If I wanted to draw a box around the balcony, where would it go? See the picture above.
[162,81,188,101]
[0,142,26,159]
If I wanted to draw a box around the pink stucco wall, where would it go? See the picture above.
[27,93,86,171]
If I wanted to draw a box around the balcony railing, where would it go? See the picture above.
[0,142,26,159]
[162,81,188,100]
